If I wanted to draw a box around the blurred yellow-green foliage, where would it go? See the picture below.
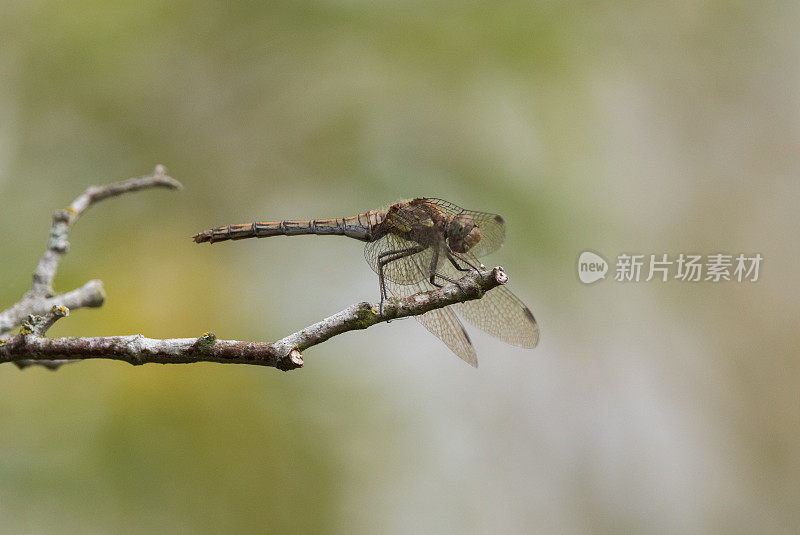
[2,1,799,533]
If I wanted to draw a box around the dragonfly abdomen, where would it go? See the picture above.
[193,211,385,244]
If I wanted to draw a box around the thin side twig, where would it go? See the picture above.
[0,268,509,371]
[13,305,71,370]
[29,304,71,336]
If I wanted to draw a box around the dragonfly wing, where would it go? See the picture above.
[454,285,540,348]
[421,199,506,259]
[417,198,465,216]
[364,233,433,285]
[458,209,506,258]
[416,306,478,367]
[387,278,478,367]
[412,249,539,348]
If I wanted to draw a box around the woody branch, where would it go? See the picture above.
[0,268,508,371]
[0,170,509,371]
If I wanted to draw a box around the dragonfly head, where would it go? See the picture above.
[447,213,482,253]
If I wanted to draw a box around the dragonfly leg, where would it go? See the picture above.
[377,245,426,314]
[428,246,466,290]
[429,248,469,294]
[446,249,480,271]
[431,272,459,286]
[447,253,472,272]
[428,246,442,287]
[378,264,387,313]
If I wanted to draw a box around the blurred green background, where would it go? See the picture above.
[2,1,799,533]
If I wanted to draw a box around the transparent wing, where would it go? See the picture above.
[386,277,478,367]
[364,233,434,285]
[416,305,478,367]
[422,199,506,258]
[417,198,466,217]
[459,210,506,258]
[389,248,538,349]
[454,285,540,348]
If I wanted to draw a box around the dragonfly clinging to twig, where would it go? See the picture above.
[193,198,539,366]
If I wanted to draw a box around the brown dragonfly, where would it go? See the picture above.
[193,198,539,366]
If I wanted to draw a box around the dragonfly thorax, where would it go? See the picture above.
[447,213,482,253]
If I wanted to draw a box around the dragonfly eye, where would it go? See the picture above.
[448,214,481,253]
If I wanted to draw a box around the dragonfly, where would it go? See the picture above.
[193,198,539,366]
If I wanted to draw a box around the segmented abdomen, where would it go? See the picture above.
[192,211,384,244]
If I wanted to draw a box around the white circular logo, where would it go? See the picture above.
[578,251,608,284]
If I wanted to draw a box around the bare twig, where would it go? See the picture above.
[0,280,105,337]
[0,268,509,371]
[0,166,181,336]
[29,304,71,336]
[13,305,72,370]
[30,164,181,295]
